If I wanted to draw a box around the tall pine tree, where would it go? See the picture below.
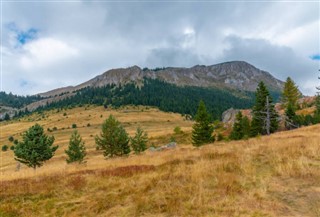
[250,82,279,137]
[192,100,214,146]
[282,77,300,109]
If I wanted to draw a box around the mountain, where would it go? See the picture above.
[39,61,283,98]
[1,61,285,120]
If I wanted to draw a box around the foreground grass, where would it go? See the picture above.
[0,122,319,216]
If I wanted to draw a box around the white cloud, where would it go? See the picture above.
[1,1,319,96]
[20,38,79,70]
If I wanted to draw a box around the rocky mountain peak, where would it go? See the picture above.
[39,61,284,98]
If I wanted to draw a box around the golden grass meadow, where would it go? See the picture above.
[0,106,319,217]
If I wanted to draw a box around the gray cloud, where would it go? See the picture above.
[218,35,318,95]
[1,1,319,95]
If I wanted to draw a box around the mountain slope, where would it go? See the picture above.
[39,61,284,97]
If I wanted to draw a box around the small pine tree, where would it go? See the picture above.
[230,111,244,140]
[14,123,58,170]
[241,116,251,138]
[8,136,14,142]
[4,113,10,121]
[130,127,148,154]
[95,115,130,158]
[192,100,214,146]
[65,130,87,164]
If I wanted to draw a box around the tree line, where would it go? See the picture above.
[229,77,320,141]
[9,79,282,121]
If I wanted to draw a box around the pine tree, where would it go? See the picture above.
[285,102,298,130]
[230,111,244,140]
[241,116,251,138]
[95,115,130,158]
[14,123,58,170]
[65,130,86,164]
[130,127,148,154]
[250,82,279,137]
[192,100,214,146]
[313,70,320,123]
[282,77,300,109]
[4,113,10,121]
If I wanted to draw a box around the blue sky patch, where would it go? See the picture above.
[17,28,38,45]
[310,54,320,60]
[6,22,38,45]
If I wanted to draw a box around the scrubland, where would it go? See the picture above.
[0,106,319,216]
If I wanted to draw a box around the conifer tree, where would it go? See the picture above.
[4,113,10,121]
[65,130,86,164]
[230,111,244,140]
[313,95,320,124]
[241,116,251,138]
[192,100,214,146]
[285,102,298,130]
[14,123,58,170]
[95,115,130,158]
[314,71,320,123]
[282,77,300,109]
[130,127,148,154]
[250,82,279,137]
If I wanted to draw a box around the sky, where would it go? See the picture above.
[1,1,319,96]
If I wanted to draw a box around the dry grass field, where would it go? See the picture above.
[0,106,319,217]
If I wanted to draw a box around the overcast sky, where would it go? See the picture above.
[1,1,319,96]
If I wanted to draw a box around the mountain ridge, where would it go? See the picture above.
[39,61,284,98]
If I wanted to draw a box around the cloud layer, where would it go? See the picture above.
[1,1,319,95]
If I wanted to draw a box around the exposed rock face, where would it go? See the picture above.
[221,108,252,126]
[222,108,240,126]
[39,61,284,98]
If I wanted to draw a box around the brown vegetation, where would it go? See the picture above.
[0,106,319,216]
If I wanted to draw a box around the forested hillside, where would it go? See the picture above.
[0,92,43,108]
[34,79,271,120]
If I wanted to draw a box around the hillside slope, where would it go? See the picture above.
[0,107,319,217]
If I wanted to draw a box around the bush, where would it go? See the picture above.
[87,123,91,127]
[13,139,19,145]
[217,133,224,141]
[8,136,14,142]
[2,145,8,152]
[72,124,77,129]
[63,113,67,116]
[174,126,182,134]
[10,145,15,150]
[52,127,58,131]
